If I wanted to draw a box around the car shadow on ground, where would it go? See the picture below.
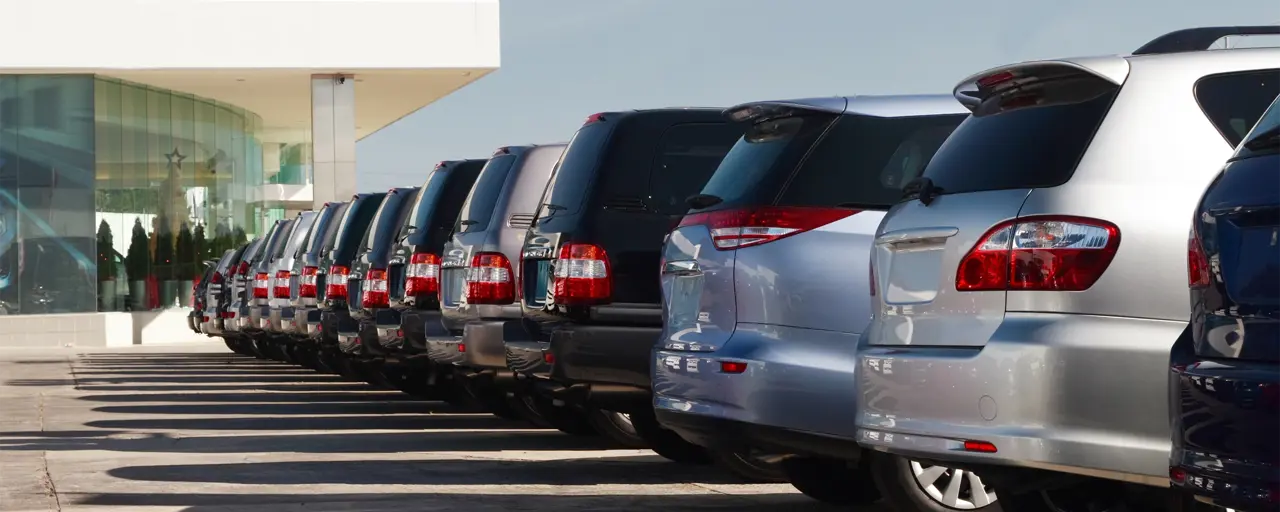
[71,492,858,511]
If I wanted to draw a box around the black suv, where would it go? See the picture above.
[512,109,744,455]
[316,192,386,372]
[346,186,421,360]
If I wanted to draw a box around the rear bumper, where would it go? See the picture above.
[653,323,861,445]
[856,312,1184,485]
[506,340,552,378]
[656,409,862,460]
[1171,355,1280,510]
[546,323,661,410]
[267,306,294,333]
[457,319,528,370]
[365,307,403,353]
[322,309,359,351]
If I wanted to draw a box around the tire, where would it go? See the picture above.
[224,338,243,355]
[587,409,648,448]
[629,409,711,464]
[520,393,597,436]
[783,456,880,506]
[870,452,1000,511]
[711,448,789,483]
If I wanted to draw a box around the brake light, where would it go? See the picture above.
[326,265,350,299]
[963,440,998,453]
[235,261,249,277]
[252,272,270,299]
[274,270,291,298]
[552,243,611,305]
[583,112,606,125]
[467,252,514,305]
[956,216,1120,292]
[362,268,389,308]
[211,272,224,284]
[405,253,441,296]
[1188,226,1210,288]
[678,206,857,250]
[299,266,319,298]
[976,71,1016,88]
[720,361,748,374]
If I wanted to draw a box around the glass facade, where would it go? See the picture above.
[0,74,309,315]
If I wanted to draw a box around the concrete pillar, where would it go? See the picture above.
[311,75,356,210]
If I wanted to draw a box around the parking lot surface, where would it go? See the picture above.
[0,343,883,512]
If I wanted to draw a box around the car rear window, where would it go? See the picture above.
[701,112,963,210]
[1195,69,1280,147]
[1234,94,1280,160]
[406,161,484,245]
[537,121,615,217]
[921,74,1118,195]
[269,221,295,259]
[456,153,518,233]
[360,189,415,254]
[332,194,384,260]
[647,122,742,214]
[314,203,348,255]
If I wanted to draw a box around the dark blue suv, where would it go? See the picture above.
[1172,94,1280,511]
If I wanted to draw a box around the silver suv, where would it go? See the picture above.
[856,27,1280,511]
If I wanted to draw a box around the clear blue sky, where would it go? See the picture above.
[356,0,1280,191]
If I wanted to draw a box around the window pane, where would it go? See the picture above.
[1195,69,1280,147]
[648,122,740,214]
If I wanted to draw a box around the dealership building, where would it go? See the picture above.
[0,0,500,347]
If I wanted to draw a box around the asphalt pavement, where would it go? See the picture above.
[0,342,886,512]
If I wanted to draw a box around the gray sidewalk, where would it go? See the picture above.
[0,343,874,511]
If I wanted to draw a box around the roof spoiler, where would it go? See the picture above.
[1133,25,1280,55]
[723,97,848,123]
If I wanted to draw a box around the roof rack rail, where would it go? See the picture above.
[1133,25,1280,55]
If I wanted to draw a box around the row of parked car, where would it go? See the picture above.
[188,26,1279,512]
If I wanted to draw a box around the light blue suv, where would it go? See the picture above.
[651,95,967,500]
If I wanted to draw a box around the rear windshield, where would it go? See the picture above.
[332,194,385,259]
[538,121,614,216]
[360,189,414,254]
[1235,94,1280,160]
[306,203,348,256]
[921,75,1118,195]
[700,113,964,210]
[268,220,295,259]
[406,161,484,245]
[456,154,518,233]
[1195,69,1280,147]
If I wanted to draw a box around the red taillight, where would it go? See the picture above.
[362,268,389,308]
[299,266,319,298]
[583,112,606,125]
[552,243,611,305]
[956,216,1120,292]
[252,272,270,299]
[325,265,350,299]
[467,252,514,305]
[678,206,857,250]
[720,361,748,374]
[963,440,998,453]
[1188,226,1211,289]
[274,270,291,298]
[405,253,441,296]
[1170,467,1187,483]
[211,272,224,284]
[237,261,249,277]
[543,351,555,364]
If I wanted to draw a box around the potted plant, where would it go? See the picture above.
[176,223,195,308]
[96,220,119,311]
[124,218,150,310]
[153,219,177,308]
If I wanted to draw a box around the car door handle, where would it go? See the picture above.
[663,260,700,276]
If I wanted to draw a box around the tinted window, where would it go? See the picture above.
[539,121,614,216]
[332,194,385,261]
[406,161,484,245]
[268,220,296,259]
[456,154,518,233]
[648,123,741,214]
[360,190,413,253]
[1235,94,1280,159]
[702,113,963,210]
[1196,69,1280,147]
[922,75,1117,195]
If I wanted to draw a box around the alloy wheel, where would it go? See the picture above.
[910,460,997,509]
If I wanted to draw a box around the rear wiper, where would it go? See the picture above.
[901,177,944,206]
[1243,126,1280,152]
[459,220,478,226]
[685,193,724,210]
[534,203,568,227]
[542,203,567,212]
